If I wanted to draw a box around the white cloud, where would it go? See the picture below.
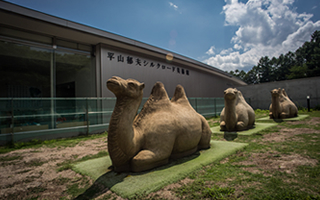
[206,46,215,55]
[204,0,320,72]
[234,44,242,50]
[220,48,234,55]
[169,2,178,10]
[169,2,181,13]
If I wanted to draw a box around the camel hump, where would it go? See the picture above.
[236,90,245,103]
[171,84,188,103]
[150,82,170,101]
[282,89,288,97]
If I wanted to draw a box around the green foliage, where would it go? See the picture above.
[254,109,269,114]
[287,64,307,79]
[314,105,320,111]
[254,109,269,119]
[229,30,320,84]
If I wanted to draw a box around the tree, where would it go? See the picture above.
[305,30,320,77]
[228,69,247,80]
[226,30,320,84]
[256,56,275,83]
[243,66,260,84]
[287,64,307,79]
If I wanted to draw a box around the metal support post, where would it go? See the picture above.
[195,98,198,112]
[86,98,89,135]
[11,98,14,145]
[307,96,310,112]
[214,98,217,117]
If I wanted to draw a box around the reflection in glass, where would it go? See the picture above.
[56,50,95,98]
[55,50,95,128]
[0,41,51,98]
[0,40,96,133]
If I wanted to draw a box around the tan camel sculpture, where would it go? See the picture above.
[269,88,298,119]
[106,76,212,172]
[220,88,255,132]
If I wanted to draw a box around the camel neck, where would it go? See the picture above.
[225,99,237,130]
[115,97,140,123]
[108,96,142,164]
[272,96,280,115]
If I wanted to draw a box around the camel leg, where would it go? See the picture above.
[280,112,288,119]
[131,150,169,172]
[269,112,274,118]
[220,121,226,131]
[198,117,212,149]
[236,121,246,131]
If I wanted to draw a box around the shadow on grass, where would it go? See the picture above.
[222,125,258,141]
[74,151,201,199]
[223,132,238,141]
[271,119,284,123]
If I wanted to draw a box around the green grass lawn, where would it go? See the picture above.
[167,110,320,200]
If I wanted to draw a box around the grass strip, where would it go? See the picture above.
[256,114,309,122]
[210,122,277,136]
[72,140,248,199]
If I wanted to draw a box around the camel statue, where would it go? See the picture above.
[106,76,212,172]
[269,88,298,119]
[220,88,255,132]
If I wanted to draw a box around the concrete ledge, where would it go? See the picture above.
[72,140,248,199]
[256,114,309,122]
[210,122,277,136]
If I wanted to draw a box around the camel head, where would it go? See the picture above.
[224,88,238,101]
[270,88,281,98]
[107,76,145,98]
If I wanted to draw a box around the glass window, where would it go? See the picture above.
[55,50,95,97]
[0,34,96,133]
[0,40,52,98]
[55,50,95,128]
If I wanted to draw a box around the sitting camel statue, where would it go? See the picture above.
[220,88,255,132]
[269,88,298,119]
[106,76,212,172]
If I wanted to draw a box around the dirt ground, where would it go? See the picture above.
[0,138,108,200]
[0,116,319,200]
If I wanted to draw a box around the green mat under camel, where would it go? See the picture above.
[210,122,277,137]
[256,114,309,122]
[72,140,248,199]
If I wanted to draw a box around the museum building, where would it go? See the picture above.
[0,1,245,99]
[0,1,247,144]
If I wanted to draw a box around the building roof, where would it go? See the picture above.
[0,0,246,85]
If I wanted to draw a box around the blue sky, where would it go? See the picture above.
[5,0,320,72]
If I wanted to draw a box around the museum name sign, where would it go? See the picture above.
[106,51,190,76]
